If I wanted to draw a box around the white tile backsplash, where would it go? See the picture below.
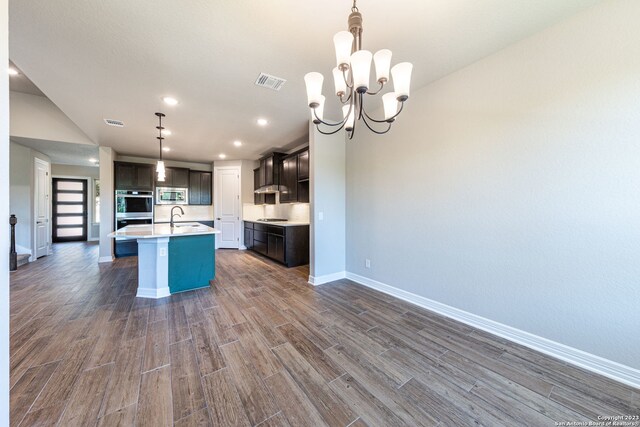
[242,202,310,223]
[154,205,214,223]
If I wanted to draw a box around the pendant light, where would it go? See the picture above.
[155,112,166,182]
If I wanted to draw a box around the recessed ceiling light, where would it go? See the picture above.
[89,158,97,163]
[162,147,170,152]
[8,67,19,76]
[162,97,178,106]
[161,129,171,136]
[233,140,242,147]
[257,118,268,126]
[219,154,227,159]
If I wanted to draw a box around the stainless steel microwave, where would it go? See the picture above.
[156,187,188,205]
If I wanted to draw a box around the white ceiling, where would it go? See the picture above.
[9,0,601,162]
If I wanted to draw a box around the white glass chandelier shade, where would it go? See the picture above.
[382,92,399,120]
[332,67,347,96]
[311,95,325,123]
[350,50,373,92]
[373,49,392,83]
[391,62,413,100]
[342,105,355,131]
[304,72,324,107]
[333,31,354,68]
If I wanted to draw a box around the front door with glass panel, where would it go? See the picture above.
[52,179,88,242]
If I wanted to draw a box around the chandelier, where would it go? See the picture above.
[304,0,413,139]
[155,112,166,182]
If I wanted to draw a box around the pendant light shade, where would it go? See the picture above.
[304,72,324,107]
[155,112,166,182]
[310,95,325,124]
[391,62,413,101]
[342,105,355,131]
[332,67,347,96]
[382,92,399,121]
[373,49,392,83]
[333,31,354,69]
[350,50,372,93]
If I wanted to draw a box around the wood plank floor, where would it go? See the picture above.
[9,242,639,426]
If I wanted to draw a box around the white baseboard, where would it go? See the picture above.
[308,271,346,286]
[136,287,171,299]
[98,256,114,263]
[345,272,640,389]
[239,245,247,250]
[15,244,31,256]
[88,237,99,242]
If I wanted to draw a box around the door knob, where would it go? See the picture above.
[216,218,221,220]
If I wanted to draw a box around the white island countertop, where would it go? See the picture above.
[108,222,221,239]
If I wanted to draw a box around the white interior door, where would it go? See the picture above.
[214,166,240,249]
[34,158,50,258]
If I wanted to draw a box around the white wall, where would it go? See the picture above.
[1,0,10,422]
[10,91,93,144]
[309,124,346,281]
[98,147,114,262]
[9,142,32,252]
[346,0,640,370]
[9,141,51,257]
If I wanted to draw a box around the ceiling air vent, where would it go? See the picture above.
[104,118,124,127]
[255,73,286,91]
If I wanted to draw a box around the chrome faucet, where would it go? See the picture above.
[170,206,185,228]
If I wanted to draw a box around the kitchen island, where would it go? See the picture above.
[109,223,220,298]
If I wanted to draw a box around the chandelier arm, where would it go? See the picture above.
[342,68,354,89]
[312,106,350,127]
[361,113,393,134]
[316,121,348,135]
[339,92,352,104]
[362,100,405,123]
[365,80,385,96]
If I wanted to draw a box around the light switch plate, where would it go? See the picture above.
[319,212,324,221]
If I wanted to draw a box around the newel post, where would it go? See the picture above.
[9,215,17,271]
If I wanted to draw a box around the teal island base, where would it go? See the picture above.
[168,234,215,294]
[136,233,216,298]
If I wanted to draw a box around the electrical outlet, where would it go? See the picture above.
[160,248,166,256]
[365,259,371,268]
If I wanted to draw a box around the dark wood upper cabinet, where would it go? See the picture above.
[155,166,189,188]
[189,171,212,205]
[279,155,298,203]
[254,168,264,205]
[172,168,189,188]
[297,150,309,181]
[114,162,154,191]
[254,153,284,205]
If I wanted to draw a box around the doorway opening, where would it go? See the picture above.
[52,178,88,242]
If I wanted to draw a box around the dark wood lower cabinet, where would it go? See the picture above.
[244,221,309,267]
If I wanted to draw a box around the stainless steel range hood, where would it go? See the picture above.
[254,185,280,194]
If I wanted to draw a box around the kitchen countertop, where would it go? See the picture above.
[109,222,221,239]
[243,220,310,227]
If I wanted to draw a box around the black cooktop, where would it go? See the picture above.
[255,218,288,222]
